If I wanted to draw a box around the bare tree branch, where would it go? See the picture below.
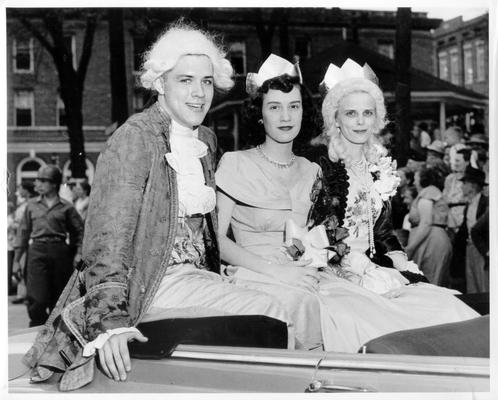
[43,10,67,69]
[10,9,56,58]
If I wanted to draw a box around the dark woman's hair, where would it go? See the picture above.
[398,166,414,186]
[418,166,445,191]
[241,74,322,155]
[79,180,91,196]
[402,185,418,200]
[456,147,471,162]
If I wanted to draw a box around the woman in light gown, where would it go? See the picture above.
[308,59,478,352]
[217,54,323,350]
[217,56,479,354]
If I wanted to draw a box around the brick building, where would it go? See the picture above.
[432,13,489,134]
[6,7,485,201]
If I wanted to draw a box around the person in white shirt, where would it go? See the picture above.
[418,122,431,149]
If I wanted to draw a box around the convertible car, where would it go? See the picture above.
[8,310,490,393]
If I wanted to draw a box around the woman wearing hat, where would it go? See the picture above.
[23,21,291,391]
[216,54,324,350]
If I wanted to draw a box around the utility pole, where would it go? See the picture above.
[394,7,412,167]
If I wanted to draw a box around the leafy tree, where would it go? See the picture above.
[10,8,100,178]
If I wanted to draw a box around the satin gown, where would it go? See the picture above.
[216,150,479,353]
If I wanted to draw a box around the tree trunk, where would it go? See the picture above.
[394,7,412,167]
[61,84,87,178]
[108,8,129,126]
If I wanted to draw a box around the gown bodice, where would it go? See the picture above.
[216,148,320,261]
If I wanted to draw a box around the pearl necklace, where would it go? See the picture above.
[347,157,376,259]
[256,145,296,169]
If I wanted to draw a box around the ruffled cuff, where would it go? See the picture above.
[82,327,140,357]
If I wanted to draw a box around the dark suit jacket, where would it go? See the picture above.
[457,193,488,243]
[471,208,489,269]
[452,193,488,276]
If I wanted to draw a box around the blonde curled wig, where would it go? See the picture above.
[139,20,234,93]
[322,78,388,167]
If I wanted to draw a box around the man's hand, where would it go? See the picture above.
[97,331,148,381]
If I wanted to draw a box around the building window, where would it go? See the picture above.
[438,51,449,81]
[294,37,311,62]
[377,40,394,59]
[56,96,66,126]
[14,90,34,126]
[449,47,459,85]
[228,41,246,75]
[133,36,146,72]
[16,157,46,185]
[463,42,473,85]
[13,38,34,73]
[64,34,76,69]
[475,39,485,82]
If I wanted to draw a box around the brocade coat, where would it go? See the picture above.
[22,102,220,391]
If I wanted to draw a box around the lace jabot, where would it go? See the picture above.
[165,120,216,216]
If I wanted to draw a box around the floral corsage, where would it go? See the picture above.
[369,154,400,201]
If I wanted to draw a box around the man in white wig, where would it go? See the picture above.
[22,20,291,391]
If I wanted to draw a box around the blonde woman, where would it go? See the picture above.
[308,59,479,352]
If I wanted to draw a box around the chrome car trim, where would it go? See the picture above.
[171,345,489,377]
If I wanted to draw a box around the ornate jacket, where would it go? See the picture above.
[22,102,220,391]
[309,157,427,283]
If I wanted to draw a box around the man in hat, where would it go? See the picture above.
[13,164,84,326]
[453,167,488,293]
[425,140,450,176]
[467,133,489,196]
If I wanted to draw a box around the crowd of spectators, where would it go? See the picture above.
[392,124,489,294]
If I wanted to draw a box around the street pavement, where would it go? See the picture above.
[8,296,30,333]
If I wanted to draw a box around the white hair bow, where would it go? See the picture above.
[246,54,302,98]
[320,58,378,92]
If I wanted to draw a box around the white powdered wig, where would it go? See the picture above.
[139,21,234,92]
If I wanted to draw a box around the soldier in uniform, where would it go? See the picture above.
[13,165,84,327]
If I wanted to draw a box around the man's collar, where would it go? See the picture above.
[37,194,62,205]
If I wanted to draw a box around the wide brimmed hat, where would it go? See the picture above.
[467,133,488,146]
[459,166,486,186]
[426,140,446,155]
